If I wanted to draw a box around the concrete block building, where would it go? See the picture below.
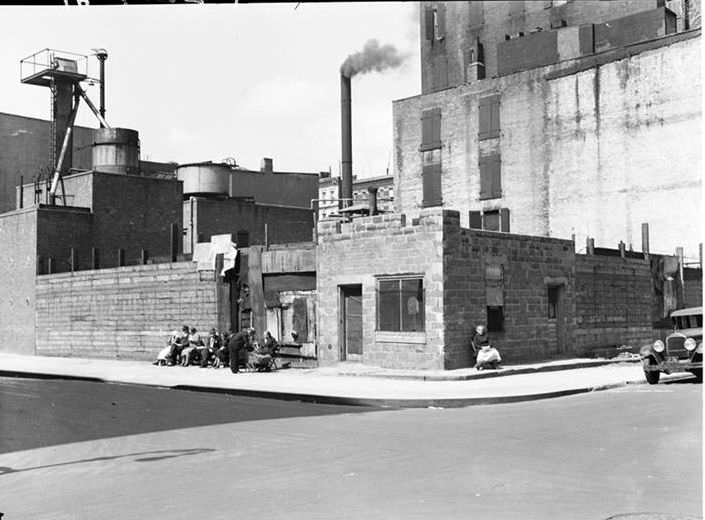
[316,208,679,369]
[396,0,701,261]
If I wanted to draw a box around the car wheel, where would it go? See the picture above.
[643,358,660,385]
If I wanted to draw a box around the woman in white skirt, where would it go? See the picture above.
[471,325,502,370]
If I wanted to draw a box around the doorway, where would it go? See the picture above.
[548,284,567,354]
[340,285,363,361]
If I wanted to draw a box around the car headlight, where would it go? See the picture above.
[684,338,697,351]
[653,340,665,353]
[697,342,703,354]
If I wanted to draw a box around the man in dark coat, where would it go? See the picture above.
[228,328,252,373]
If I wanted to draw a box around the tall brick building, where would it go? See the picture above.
[394,0,701,261]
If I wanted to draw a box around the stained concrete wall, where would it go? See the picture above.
[394,31,701,261]
[0,208,38,354]
[35,262,226,360]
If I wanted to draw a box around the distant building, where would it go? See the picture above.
[0,112,177,214]
[317,172,395,218]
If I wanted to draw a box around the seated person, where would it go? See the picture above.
[471,325,502,370]
[213,331,230,368]
[250,330,278,371]
[199,328,220,368]
[181,327,204,366]
[167,325,190,366]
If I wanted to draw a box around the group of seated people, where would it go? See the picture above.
[152,325,279,372]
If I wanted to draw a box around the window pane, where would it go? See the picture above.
[378,280,400,331]
[422,148,441,165]
[401,279,424,332]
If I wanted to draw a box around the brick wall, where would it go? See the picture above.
[395,31,701,262]
[35,261,227,360]
[36,206,93,274]
[419,1,663,93]
[683,267,703,308]
[91,173,182,267]
[184,197,313,254]
[574,254,654,353]
[0,112,95,214]
[0,208,38,354]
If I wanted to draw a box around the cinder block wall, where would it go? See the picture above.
[574,255,654,353]
[317,210,447,369]
[444,219,576,367]
[35,262,226,361]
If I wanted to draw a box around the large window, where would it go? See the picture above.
[377,277,425,332]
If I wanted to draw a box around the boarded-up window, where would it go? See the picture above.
[421,108,442,151]
[469,210,482,229]
[483,210,500,232]
[478,95,500,140]
[479,154,501,200]
[377,278,425,332]
[500,208,510,232]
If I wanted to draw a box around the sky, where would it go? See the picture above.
[0,2,421,178]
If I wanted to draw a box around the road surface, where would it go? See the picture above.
[0,376,701,519]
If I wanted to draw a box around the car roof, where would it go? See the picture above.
[670,306,703,318]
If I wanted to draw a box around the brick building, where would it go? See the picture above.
[395,0,701,262]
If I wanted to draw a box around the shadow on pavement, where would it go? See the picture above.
[0,448,216,477]
[0,376,380,454]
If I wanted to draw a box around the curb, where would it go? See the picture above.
[3,367,690,409]
[332,358,641,382]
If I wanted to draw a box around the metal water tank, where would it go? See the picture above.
[176,163,230,198]
[92,127,140,175]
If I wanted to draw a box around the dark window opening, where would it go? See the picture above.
[236,230,249,248]
[487,306,504,332]
[548,286,560,319]
[377,278,425,332]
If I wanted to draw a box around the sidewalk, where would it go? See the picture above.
[0,352,690,408]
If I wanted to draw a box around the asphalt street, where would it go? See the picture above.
[0,376,701,520]
[0,376,378,454]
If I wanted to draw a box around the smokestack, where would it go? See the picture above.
[339,39,407,211]
[340,73,353,208]
[95,49,108,127]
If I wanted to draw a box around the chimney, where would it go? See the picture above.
[261,157,273,173]
[340,73,353,208]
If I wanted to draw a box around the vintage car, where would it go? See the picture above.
[640,306,703,384]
